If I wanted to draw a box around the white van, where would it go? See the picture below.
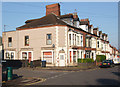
[113,58,120,64]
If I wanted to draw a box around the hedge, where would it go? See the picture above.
[96,55,106,62]
[78,58,94,63]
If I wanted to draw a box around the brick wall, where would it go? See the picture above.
[46,3,60,16]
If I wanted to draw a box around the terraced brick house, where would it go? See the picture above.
[2,3,119,66]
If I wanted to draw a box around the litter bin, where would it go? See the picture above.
[6,67,12,81]
[42,60,46,67]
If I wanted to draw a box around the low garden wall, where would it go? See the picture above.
[78,62,96,69]
[2,60,41,68]
[77,59,97,69]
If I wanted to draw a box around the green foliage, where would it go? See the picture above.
[78,58,94,63]
[96,55,106,62]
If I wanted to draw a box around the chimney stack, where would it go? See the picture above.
[46,3,60,16]
[93,28,98,35]
[73,12,78,19]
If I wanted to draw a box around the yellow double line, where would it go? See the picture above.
[25,77,46,85]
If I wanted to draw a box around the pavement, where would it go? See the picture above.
[2,65,120,86]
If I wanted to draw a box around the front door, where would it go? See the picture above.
[59,53,65,66]
[28,52,31,63]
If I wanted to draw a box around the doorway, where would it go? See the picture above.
[59,53,65,66]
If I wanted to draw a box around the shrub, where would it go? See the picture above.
[78,58,94,63]
[96,55,106,62]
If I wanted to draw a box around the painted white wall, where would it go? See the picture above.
[91,37,96,48]
[76,21,80,28]
[79,25,88,32]
[91,26,94,34]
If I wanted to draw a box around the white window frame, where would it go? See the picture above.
[81,35,83,46]
[68,32,73,46]
[8,37,12,47]
[21,51,33,61]
[77,34,80,46]
[5,51,15,60]
[41,50,53,64]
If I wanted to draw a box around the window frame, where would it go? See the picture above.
[97,41,99,48]
[21,51,33,61]
[77,35,80,45]
[69,34,71,46]
[8,37,12,47]
[46,34,52,45]
[25,35,29,46]
[81,36,83,46]
[5,51,15,60]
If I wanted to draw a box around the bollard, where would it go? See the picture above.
[6,67,12,81]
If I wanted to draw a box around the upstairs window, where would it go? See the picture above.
[46,34,52,45]
[86,37,91,47]
[75,34,76,45]
[77,36,80,45]
[73,34,74,45]
[8,37,12,47]
[81,36,83,46]
[97,41,99,48]
[69,34,71,46]
[25,36,29,46]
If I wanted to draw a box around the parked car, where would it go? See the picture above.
[99,60,114,68]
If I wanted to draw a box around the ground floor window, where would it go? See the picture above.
[21,51,33,63]
[77,51,79,58]
[5,51,15,59]
[73,51,76,62]
[43,51,52,63]
[85,51,91,58]
[81,51,83,59]
[92,52,94,59]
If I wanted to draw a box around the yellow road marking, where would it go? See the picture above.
[25,78,46,85]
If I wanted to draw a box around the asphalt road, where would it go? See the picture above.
[3,66,120,86]
[36,66,120,85]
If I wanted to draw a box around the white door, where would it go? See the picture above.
[59,53,65,66]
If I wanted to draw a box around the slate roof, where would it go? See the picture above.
[58,14,73,19]
[17,13,68,29]
[16,13,98,38]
